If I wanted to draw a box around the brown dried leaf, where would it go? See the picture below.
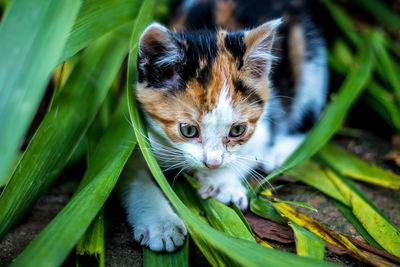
[244,211,294,244]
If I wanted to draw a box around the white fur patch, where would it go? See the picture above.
[200,79,236,166]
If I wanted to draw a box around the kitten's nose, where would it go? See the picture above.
[204,149,223,169]
[204,161,222,169]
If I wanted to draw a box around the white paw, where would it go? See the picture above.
[133,213,187,252]
[195,172,248,210]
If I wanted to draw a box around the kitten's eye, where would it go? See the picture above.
[229,124,246,138]
[180,124,199,138]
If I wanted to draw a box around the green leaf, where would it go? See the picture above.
[258,40,373,190]
[332,199,382,249]
[352,0,400,29]
[0,24,130,240]
[11,92,136,267]
[175,178,255,266]
[143,240,189,267]
[0,0,82,182]
[273,200,318,213]
[250,196,286,223]
[179,175,254,242]
[289,220,325,260]
[320,0,360,46]
[372,33,400,109]
[318,143,400,190]
[76,209,105,267]
[316,155,400,257]
[60,0,142,62]
[363,82,400,131]
[285,160,346,204]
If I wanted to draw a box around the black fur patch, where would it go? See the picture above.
[234,0,284,28]
[138,30,218,92]
[175,30,218,89]
[290,105,317,133]
[224,31,246,70]
[234,79,264,106]
[185,1,216,30]
[198,66,211,88]
[271,22,296,109]
[137,38,185,91]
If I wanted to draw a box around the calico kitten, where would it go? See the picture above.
[118,0,328,252]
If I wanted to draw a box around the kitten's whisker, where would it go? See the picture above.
[235,159,275,193]
[228,161,258,195]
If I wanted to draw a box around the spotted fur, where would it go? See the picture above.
[120,0,328,252]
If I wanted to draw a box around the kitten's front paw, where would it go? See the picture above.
[195,172,248,210]
[134,213,187,252]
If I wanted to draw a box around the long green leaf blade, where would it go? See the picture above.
[76,209,106,267]
[319,143,400,190]
[60,0,141,62]
[11,93,136,267]
[0,0,82,182]
[0,25,130,240]
[143,240,189,267]
[175,179,254,266]
[353,0,400,29]
[317,156,400,257]
[332,199,382,249]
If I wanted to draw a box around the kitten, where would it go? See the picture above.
[118,0,328,252]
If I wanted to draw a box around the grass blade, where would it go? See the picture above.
[179,176,254,241]
[363,83,400,131]
[372,34,400,109]
[289,220,325,260]
[257,40,373,189]
[60,0,142,62]
[0,0,82,182]
[352,0,400,29]
[143,240,189,267]
[0,25,130,240]
[271,198,391,266]
[285,160,346,204]
[320,0,360,46]
[250,196,286,223]
[271,200,318,212]
[11,92,136,267]
[318,143,400,190]
[332,199,382,249]
[288,157,400,254]
[316,157,400,257]
[76,209,105,267]
[175,178,254,266]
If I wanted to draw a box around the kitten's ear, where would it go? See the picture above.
[243,19,282,78]
[138,23,183,89]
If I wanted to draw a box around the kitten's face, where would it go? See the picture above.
[137,21,280,170]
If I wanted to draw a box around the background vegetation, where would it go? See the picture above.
[0,0,399,266]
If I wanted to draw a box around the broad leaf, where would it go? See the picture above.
[0,0,82,182]
[0,24,130,240]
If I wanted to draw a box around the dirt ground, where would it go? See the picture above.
[0,130,399,266]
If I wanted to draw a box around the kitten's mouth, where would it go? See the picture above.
[203,162,222,169]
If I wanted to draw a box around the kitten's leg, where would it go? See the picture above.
[117,150,187,252]
[261,134,305,172]
[194,167,249,210]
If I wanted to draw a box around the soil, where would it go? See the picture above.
[0,130,399,267]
